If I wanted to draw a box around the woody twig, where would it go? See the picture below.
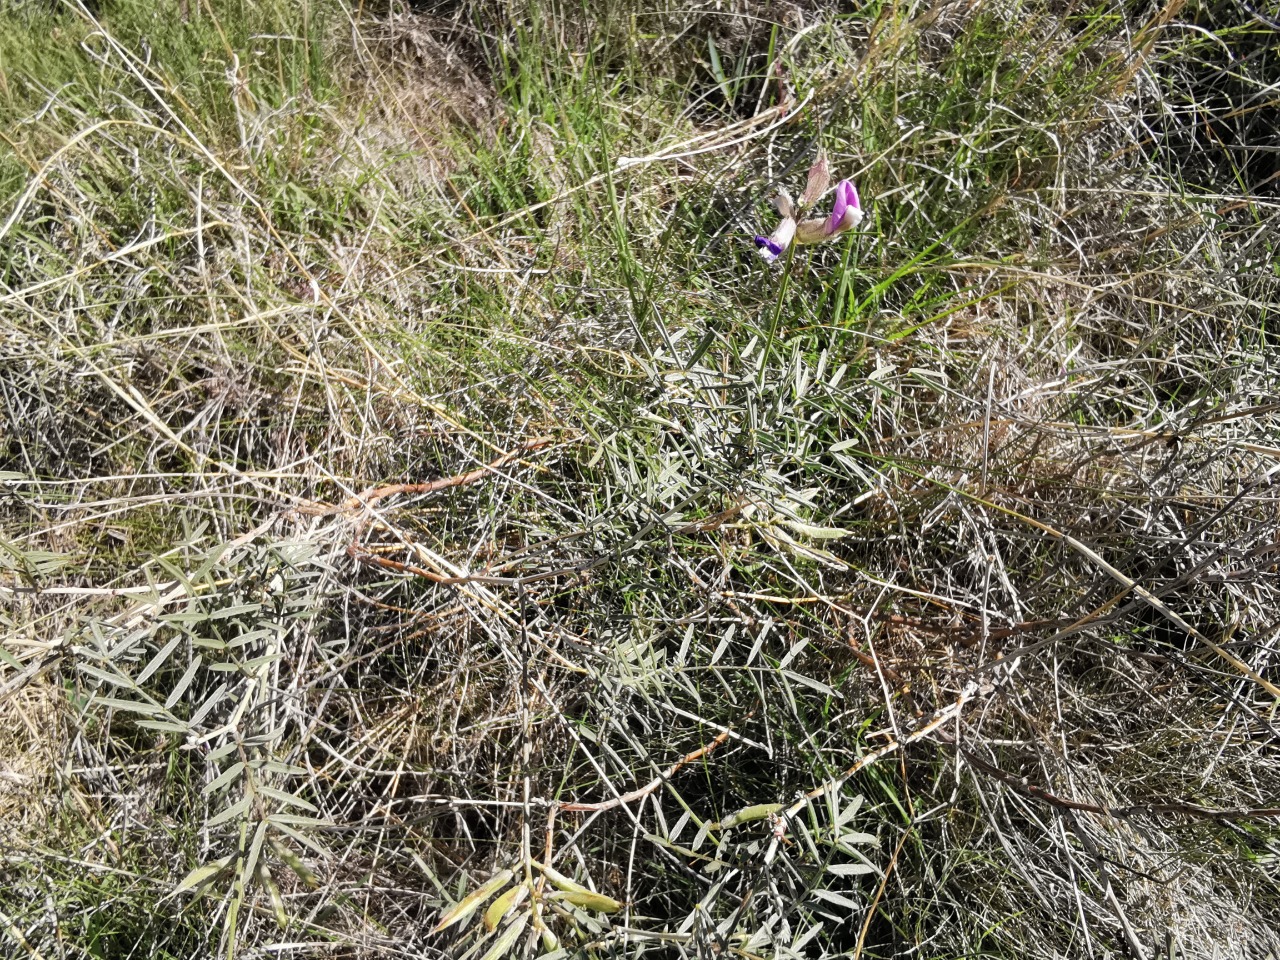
[291,437,555,518]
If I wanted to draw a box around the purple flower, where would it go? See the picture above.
[753,156,864,263]
[825,180,862,234]
[796,180,862,245]
[754,215,797,263]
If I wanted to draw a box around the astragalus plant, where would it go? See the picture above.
[1,1,1277,958]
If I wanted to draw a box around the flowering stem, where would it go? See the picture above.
[757,242,796,387]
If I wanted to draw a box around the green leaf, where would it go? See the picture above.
[241,652,284,671]
[136,633,182,684]
[257,785,317,812]
[207,603,264,620]
[642,832,732,870]
[719,802,785,829]
[781,670,836,696]
[548,889,624,914]
[173,855,232,896]
[260,760,308,777]
[835,795,865,827]
[479,910,530,960]
[136,719,190,734]
[706,35,731,106]
[76,663,135,689]
[837,832,879,846]
[189,683,228,724]
[203,761,246,796]
[535,861,623,913]
[164,654,203,709]
[827,862,879,877]
[265,813,326,828]
[259,864,289,929]
[241,820,270,891]
[208,794,252,827]
[268,820,329,860]
[783,520,853,540]
[484,882,525,931]
[91,695,167,718]
[431,868,515,934]
[811,888,863,910]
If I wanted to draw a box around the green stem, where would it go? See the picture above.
[757,243,796,387]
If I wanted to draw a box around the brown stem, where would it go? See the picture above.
[291,438,555,518]
[953,742,1280,822]
[559,711,754,813]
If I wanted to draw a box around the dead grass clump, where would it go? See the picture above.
[349,11,500,182]
[0,683,61,836]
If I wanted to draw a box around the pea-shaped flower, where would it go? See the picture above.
[754,156,863,263]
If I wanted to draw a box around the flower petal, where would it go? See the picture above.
[755,216,796,261]
[795,218,829,245]
[826,180,860,235]
[798,155,830,210]
[754,235,784,260]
